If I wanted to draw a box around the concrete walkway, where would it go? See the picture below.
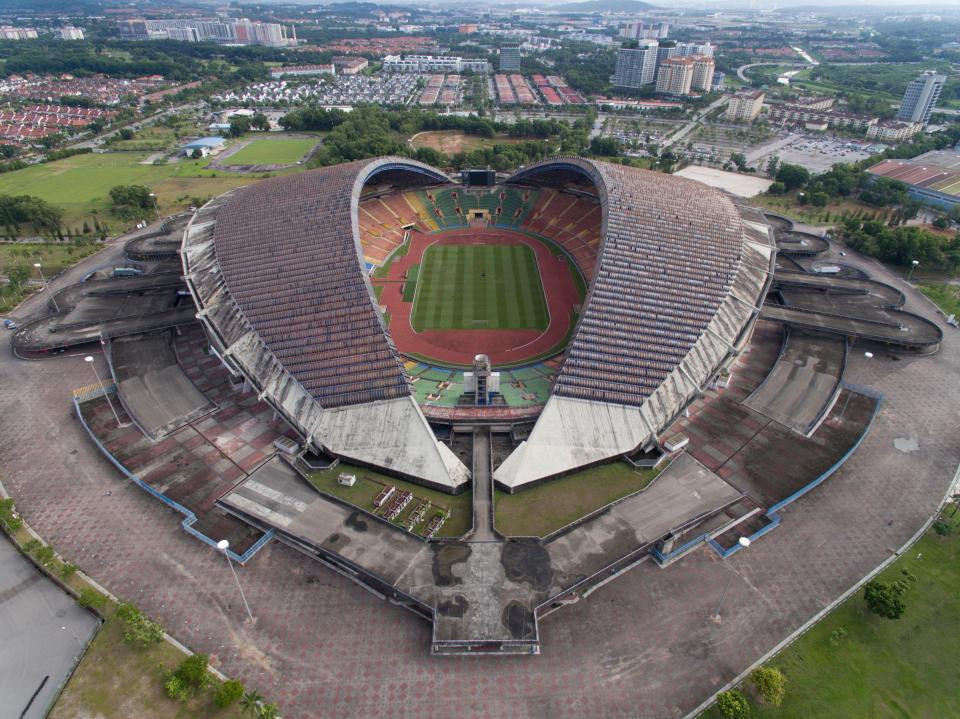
[471,428,495,541]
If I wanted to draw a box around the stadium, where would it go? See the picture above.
[11,154,945,657]
[182,156,773,494]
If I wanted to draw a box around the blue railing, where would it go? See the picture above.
[73,392,273,565]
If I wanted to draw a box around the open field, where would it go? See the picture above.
[409,130,525,154]
[494,462,660,538]
[700,506,960,718]
[0,152,259,230]
[411,243,548,331]
[221,137,318,166]
[308,463,472,538]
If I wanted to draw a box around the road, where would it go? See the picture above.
[736,61,811,83]
[662,94,729,149]
[0,536,100,719]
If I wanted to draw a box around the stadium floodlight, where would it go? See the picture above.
[83,355,122,427]
[217,539,254,623]
[148,192,161,221]
[712,536,751,624]
[32,262,60,313]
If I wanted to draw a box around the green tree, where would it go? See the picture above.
[215,679,245,708]
[775,163,810,192]
[750,667,786,706]
[716,689,751,719]
[863,580,906,619]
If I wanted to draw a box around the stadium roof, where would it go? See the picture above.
[182,156,774,491]
[867,150,960,199]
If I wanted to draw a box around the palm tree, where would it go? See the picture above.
[257,704,280,719]
[240,689,265,715]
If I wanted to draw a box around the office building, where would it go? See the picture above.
[897,70,946,124]
[612,40,658,89]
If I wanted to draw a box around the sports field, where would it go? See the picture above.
[411,243,548,331]
[222,137,318,166]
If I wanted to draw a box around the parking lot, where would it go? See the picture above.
[214,73,422,108]
[754,133,887,172]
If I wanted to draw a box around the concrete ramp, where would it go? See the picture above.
[743,330,846,435]
[110,331,216,440]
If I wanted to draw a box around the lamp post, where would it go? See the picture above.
[217,539,254,623]
[712,536,751,624]
[907,259,919,283]
[148,192,161,221]
[33,262,60,312]
[83,355,122,426]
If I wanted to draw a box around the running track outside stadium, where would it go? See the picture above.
[373,227,582,367]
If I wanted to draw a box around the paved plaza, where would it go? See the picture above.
[0,240,958,717]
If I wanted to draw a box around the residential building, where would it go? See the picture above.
[57,26,85,41]
[619,21,669,40]
[674,41,715,58]
[712,71,725,91]
[867,121,921,143]
[500,44,521,72]
[269,65,335,79]
[897,70,946,124]
[656,57,694,96]
[332,57,369,75]
[767,104,877,132]
[0,27,38,40]
[726,89,765,123]
[116,18,291,46]
[459,24,478,34]
[690,56,715,93]
[382,55,490,74]
[612,40,658,89]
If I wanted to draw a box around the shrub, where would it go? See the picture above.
[172,653,211,691]
[257,704,280,719]
[751,667,786,706]
[863,580,906,619]
[34,544,55,567]
[164,675,190,701]
[117,602,164,648]
[78,587,107,610]
[716,689,750,719]
[215,679,245,708]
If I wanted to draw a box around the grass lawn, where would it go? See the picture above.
[410,130,527,154]
[222,137,318,166]
[919,283,960,317]
[51,604,245,719]
[308,462,472,538]
[402,263,420,301]
[751,193,880,226]
[412,243,548,331]
[495,462,661,538]
[700,506,960,719]
[0,152,257,231]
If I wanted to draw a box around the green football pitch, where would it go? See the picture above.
[411,244,549,331]
[223,137,318,165]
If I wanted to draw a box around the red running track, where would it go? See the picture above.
[372,227,582,366]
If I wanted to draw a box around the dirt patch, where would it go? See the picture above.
[409,130,522,155]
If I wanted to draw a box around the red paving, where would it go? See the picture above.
[373,227,580,366]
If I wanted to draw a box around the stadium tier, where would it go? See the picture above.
[182,156,774,491]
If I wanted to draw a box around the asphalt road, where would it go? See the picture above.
[0,536,100,719]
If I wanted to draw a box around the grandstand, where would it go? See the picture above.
[184,156,772,491]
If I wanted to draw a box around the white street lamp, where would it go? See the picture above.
[713,537,751,624]
[217,539,254,623]
[148,192,161,221]
[84,355,122,427]
[33,262,60,313]
[907,259,919,283]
